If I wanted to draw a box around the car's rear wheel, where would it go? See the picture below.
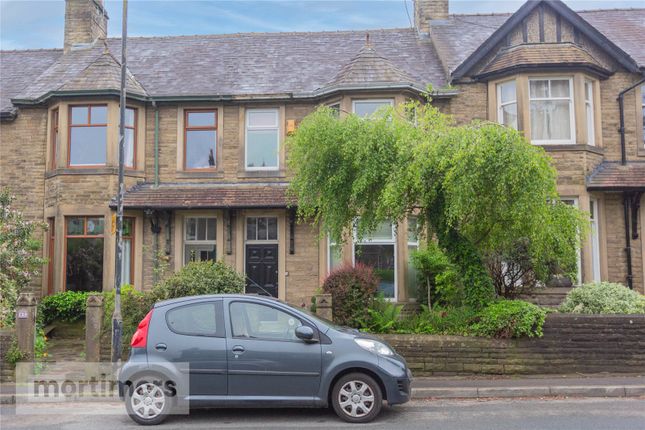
[331,373,383,423]
[125,375,173,425]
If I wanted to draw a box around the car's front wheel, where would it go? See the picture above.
[125,375,173,425]
[331,373,383,423]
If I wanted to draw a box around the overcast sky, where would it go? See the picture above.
[1,0,642,50]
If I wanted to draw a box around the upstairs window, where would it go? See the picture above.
[529,78,574,144]
[497,80,517,130]
[69,105,107,166]
[246,109,279,170]
[50,108,59,170]
[124,107,137,168]
[184,110,217,170]
[353,99,393,118]
[584,80,595,146]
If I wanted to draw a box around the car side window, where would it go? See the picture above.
[166,302,223,337]
[230,302,303,341]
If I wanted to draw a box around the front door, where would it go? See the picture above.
[245,244,278,297]
[226,300,322,400]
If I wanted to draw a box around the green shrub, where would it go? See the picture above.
[103,285,156,352]
[469,300,546,338]
[411,243,463,307]
[396,305,476,335]
[38,291,90,326]
[560,282,645,314]
[322,263,379,327]
[155,260,245,300]
[359,295,403,333]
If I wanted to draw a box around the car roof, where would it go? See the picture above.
[154,293,281,308]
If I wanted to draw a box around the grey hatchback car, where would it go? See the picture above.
[119,294,411,425]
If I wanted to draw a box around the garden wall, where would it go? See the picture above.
[380,314,645,375]
[0,328,16,382]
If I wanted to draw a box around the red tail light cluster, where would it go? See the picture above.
[130,309,153,348]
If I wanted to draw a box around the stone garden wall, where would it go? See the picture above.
[380,314,645,375]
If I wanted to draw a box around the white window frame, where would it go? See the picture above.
[245,108,280,171]
[183,216,217,265]
[496,79,518,130]
[352,99,394,117]
[245,216,279,243]
[589,198,601,282]
[352,222,398,301]
[561,197,582,285]
[529,77,576,145]
[584,80,595,146]
[327,236,343,274]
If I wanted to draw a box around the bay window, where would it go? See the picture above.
[184,110,217,170]
[641,85,645,147]
[497,80,518,129]
[529,78,574,144]
[584,80,595,146]
[561,198,582,285]
[245,109,279,170]
[353,99,394,118]
[184,217,216,264]
[354,222,397,300]
[50,108,59,170]
[589,199,601,282]
[68,105,107,166]
[406,217,420,300]
[328,237,343,273]
[121,218,135,286]
[124,107,137,168]
[65,216,104,292]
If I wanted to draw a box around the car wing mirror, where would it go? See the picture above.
[295,325,317,343]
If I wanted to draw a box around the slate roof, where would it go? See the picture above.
[1,6,644,115]
[323,42,421,91]
[0,48,62,116]
[429,8,645,75]
[477,42,610,78]
[587,162,645,191]
[112,182,293,209]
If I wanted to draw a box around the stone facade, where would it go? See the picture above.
[1,0,644,309]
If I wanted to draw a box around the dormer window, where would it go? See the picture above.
[68,105,107,166]
[529,78,574,144]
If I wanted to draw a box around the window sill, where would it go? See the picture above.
[637,147,645,158]
[237,170,286,179]
[176,170,225,179]
[538,144,604,155]
[45,168,146,178]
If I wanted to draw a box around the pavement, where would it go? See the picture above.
[2,398,645,430]
[1,373,644,404]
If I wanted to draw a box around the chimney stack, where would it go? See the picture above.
[414,0,449,33]
[64,0,108,52]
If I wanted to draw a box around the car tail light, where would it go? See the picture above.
[130,310,153,348]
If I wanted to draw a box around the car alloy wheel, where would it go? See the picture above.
[332,372,383,423]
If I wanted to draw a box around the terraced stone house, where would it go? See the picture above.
[1,0,644,305]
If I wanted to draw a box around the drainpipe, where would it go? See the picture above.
[152,100,160,187]
[617,76,645,289]
[623,193,633,290]
[618,76,645,165]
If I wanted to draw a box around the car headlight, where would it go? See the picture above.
[354,338,394,356]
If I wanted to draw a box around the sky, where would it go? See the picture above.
[1,0,643,50]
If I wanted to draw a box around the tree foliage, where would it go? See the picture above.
[0,188,47,327]
[288,102,587,307]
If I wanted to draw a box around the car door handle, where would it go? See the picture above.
[155,343,167,351]
[232,345,245,355]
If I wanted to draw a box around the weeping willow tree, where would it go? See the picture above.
[287,102,587,308]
